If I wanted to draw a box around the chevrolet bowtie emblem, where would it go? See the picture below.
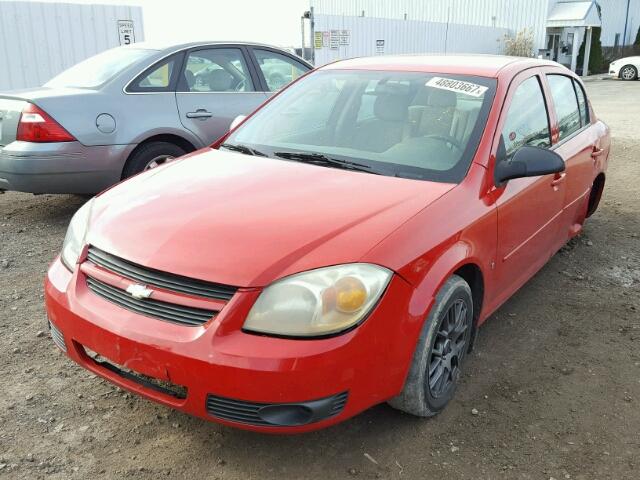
[126,284,153,300]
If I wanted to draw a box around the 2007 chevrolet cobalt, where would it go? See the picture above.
[45,55,610,433]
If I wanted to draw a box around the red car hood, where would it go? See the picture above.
[89,150,454,287]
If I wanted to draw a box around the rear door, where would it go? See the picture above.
[492,71,566,303]
[247,47,311,95]
[175,46,266,144]
[543,74,599,241]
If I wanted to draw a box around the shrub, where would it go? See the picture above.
[502,28,535,57]
[577,27,604,74]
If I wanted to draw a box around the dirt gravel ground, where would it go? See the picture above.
[1,79,639,480]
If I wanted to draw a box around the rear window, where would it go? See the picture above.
[45,47,154,89]
[127,54,182,93]
[546,74,582,141]
[573,79,590,127]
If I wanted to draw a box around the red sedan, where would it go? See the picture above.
[45,55,610,433]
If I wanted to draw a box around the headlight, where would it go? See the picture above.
[243,264,392,337]
[61,198,94,270]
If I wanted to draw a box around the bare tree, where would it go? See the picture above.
[502,28,535,57]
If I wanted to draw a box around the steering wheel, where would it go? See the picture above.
[234,78,246,92]
[423,134,465,152]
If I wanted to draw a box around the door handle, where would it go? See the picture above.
[186,109,213,119]
[551,172,566,187]
[591,147,604,158]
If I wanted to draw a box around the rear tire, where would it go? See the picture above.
[620,65,638,81]
[122,141,186,179]
[388,275,473,417]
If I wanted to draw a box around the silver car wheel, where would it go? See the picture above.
[144,155,174,171]
[621,66,637,80]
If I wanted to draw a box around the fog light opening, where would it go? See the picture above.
[257,404,314,426]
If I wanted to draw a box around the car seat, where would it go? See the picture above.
[352,86,411,152]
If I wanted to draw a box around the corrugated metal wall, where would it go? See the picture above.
[0,1,144,91]
[314,14,510,65]
[311,0,640,53]
[311,0,551,51]
[597,0,640,46]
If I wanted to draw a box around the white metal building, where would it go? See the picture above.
[0,1,144,90]
[310,0,639,73]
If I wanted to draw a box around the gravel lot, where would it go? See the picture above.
[1,79,639,480]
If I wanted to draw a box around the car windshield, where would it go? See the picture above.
[224,69,496,182]
[45,47,155,89]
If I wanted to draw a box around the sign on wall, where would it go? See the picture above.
[314,30,351,49]
[376,39,385,54]
[330,30,340,49]
[339,30,350,46]
[322,31,330,47]
[117,20,136,45]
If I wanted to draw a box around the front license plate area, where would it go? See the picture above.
[83,346,187,399]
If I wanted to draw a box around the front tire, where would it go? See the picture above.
[122,142,186,179]
[388,275,473,417]
[620,65,638,81]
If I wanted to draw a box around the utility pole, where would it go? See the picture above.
[622,0,631,56]
[301,14,306,60]
[310,6,315,65]
[301,10,313,63]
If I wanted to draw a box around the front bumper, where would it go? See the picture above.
[45,256,420,433]
[608,64,621,78]
[0,141,134,194]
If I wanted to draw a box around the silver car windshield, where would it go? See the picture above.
[45,47,155,89]
[225,70,496,183]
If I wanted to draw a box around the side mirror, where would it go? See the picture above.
[229,115,247,131]
[495,145,565,185]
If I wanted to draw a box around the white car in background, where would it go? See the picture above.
[609,56,640,80]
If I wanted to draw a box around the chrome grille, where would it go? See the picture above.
[86,247,237,301]
[86,277,216,327]
[49,320,66,352]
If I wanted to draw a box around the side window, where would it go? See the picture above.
[546,74,581,140]
[501,76,551,159]
[179,48,254,93]
[128,55,179,92]
[253,49,310,91]
[573,79,590,127]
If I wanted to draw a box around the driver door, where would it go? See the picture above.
[176,46,267,144]
[491,71,566,307]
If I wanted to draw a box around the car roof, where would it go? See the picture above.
[129,40,295,53]
[320,54,563,78]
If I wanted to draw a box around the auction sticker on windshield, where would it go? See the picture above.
[426,77,488,97]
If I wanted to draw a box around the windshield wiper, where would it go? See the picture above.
[220,143,267,157]
[273,151,378,174]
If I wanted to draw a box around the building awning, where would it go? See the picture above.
[546,1,601,28]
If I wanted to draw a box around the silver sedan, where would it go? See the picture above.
[0,41,311,194]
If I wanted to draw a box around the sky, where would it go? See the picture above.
[7,0,311,48]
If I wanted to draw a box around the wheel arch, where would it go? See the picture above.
[452,263,484,326]
[587,172,606,217]
[404,240,488,336]
[122,133,198,179]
